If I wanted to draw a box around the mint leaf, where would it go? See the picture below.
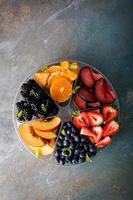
[72,86,80,94]
[72,110,80,118]
[62,147,72,156]
[41,104,47,113]
[35,149,42,160]
[85,154,92,162]
[29,89,35,96]
[61,129,66,136]
[17,111,23,119]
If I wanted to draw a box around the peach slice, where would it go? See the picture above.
[49,138,56,148]
[35,72,50,87]
[19,123,44,147]
[28,143,54,156]
[32,117,61,132]
[33,128,57,139]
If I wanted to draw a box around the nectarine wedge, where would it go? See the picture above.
[32,117,61,132]
[35,72,50,87]
[19,123,44,147]
[33,128,57,139]
[28,143,54,156]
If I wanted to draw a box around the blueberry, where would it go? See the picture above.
[63,140,69,147]
[68,136,74,143]
[63,124,67,130]
[73,135,80,143]
[66,130,71,135]
[57,139,63,147]
[71,127,76,133]
[74,148,80,156]
[62,151,69,157]
[78,157,85,163]
[59,134,64,140]
[54,149,61,157]
[81,137,88,143]
[59,159,65,165]
[69,143,76,150]
[64,135,70,141]
[84,143,89,151]
[66,121,73,128]
[71,157,78,164]
[79,151,86,158]
[89,147,97,156]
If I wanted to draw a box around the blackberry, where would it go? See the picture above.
[27,79,40,90]
[20,83,31,98]
[16,100,31,111]
[22,109,32,121]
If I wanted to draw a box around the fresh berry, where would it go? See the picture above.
[95,78,116,103]
[102,105,118,122]
[96,136,112,148]
[74,92,86,109]
[22,109,32,121]
[79,67,94,88]
[78,86,97,102]
[92,126,103,143]
[103,120,120,137]
[72,111,90,129]
[80,127,97,143]
[87,111,103,126]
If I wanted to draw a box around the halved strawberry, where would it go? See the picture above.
[92,126,103,143]
[79,86,97,102]
[90,68,103,81]
[96,136,112,148]
[102,105,118,122]
[103,120,120,137]
[79,67,94,88]
[73,112,90,129]
[74,92,86,109]
[95,78,116,103]
[80,127,96,143]
[87,111,103,126]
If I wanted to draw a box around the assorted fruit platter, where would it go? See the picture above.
[13,60,120,165]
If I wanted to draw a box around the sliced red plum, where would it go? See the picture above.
[79,67,94,88]
[90,68,103,81]
[74,92,86,109]
[79,86,97,102]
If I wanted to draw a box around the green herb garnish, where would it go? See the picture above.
[62,147,72,156]
[85,154,92,162]
[61,129,66,136]
[35,149,42,160]
[41,103,47,113]
[17,111,23,119]
[72,86,80,94]
[29,89,35,96]
[72,110,80,118]
[41,65,48,72]
[69,63,78,71]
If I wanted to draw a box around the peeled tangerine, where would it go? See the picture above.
[50,77,72,103]
[35,72,50,87]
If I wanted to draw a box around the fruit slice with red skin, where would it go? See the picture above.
[90,68,103,81]
[80,127,96,143]
[95,78,116,103]
[103,120,120,137]
[87,102,101,113]
[92,126,103,143]
[102,106,118,122]
[79,67,94,88]
[73,112,90,129]
[74,92,86,109]
[96,136,112,148]
[79,86,97,102]
[87,111,103,126]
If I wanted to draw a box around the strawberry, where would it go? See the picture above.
[79,67,94,88]
[80,127,96,143]
[90,68,103,81]
[79,86,97,102]
[102,105,118,122]
[103,120,120,137]
[72,112,90,129]
[87,111,103,126]
[74,92,86,109]
[96,136,112,148]
[95,78,116,103]
[92,126,103,143]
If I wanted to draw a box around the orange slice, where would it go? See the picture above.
[60,61,70,70]
[46,65,62,74]
[50,77,72,103]
[35,72,50,87]
[47,71,70,87]
[66,69,78,81]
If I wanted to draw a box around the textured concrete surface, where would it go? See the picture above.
[0,0,133,200]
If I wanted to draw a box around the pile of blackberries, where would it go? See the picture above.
[16,79,58,121]
[54,121,97,165]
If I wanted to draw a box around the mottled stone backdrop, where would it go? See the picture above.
[0,0,133,200]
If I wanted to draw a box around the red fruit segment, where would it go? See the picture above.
[102,106,118,122]
[90,68,103,81]
[74,92,86,109]
[87,111,103,126]
[80,127,96,143]
[73,112,90,129]
[92,126,103,143]
[87,101,101,113]
[96,136,112,148]
[79,87,97,102]
[95,78,116,103]
[103,120,120,137]
[79,67,94,88]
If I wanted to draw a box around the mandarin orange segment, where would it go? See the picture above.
[69,62,80,74]
[47,71,70,87]
[46,65,62,74]
[66,69,78,81]
[50,77,72,103]
[35,72,50,87]
[60,61,70,70]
